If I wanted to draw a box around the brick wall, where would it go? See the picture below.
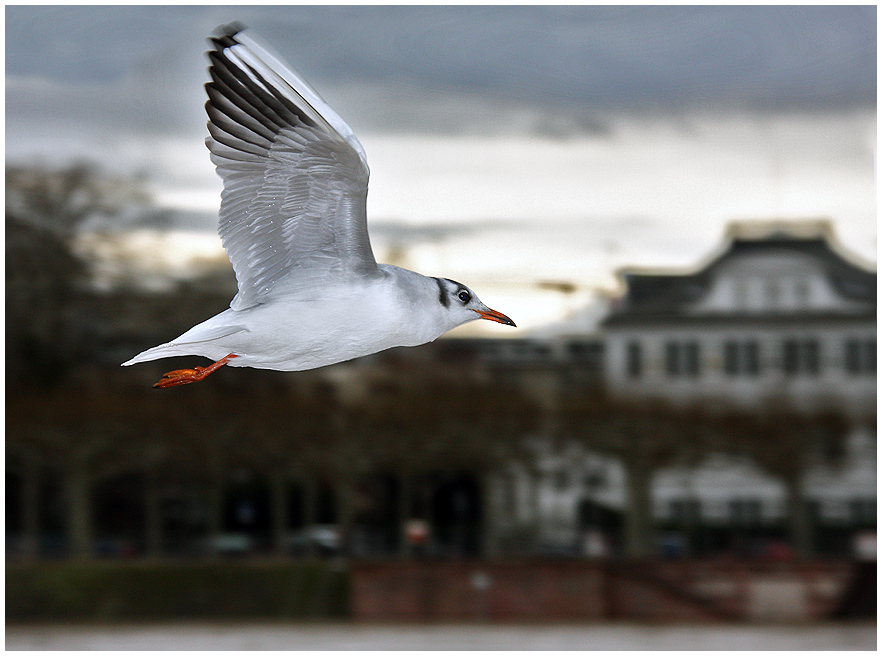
[351,559,855,623]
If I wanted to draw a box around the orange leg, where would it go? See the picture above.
[153,354,239,389]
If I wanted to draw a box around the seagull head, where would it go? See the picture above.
[434,277,516,329]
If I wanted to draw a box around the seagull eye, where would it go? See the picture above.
[458,290,471,303]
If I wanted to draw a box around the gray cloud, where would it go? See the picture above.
[7,5,876,108]
[6,6,876,178]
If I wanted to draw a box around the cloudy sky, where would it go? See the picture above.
[6,5,877,334]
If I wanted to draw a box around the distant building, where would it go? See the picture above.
[601,220,875,417]
[559,220,875,556]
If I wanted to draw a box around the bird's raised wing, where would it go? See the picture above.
[206,24,379,310]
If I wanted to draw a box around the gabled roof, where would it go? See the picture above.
[602,220,876,326]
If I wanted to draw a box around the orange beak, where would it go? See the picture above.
[475,308,517,327]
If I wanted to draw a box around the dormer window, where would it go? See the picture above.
[794,279,810,307]
[764,279,780,308]
[734,278,748,309]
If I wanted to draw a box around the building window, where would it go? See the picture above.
[665,342,680,376]
[805,340,820,374]
[554,471,569,491]
[665,340,700,377]
[794,280,810,307]
[729,499,762,526]
[782,338,821,376]
[734,278,748,309]
[849,498,876,524]
[670,499,701,525]
[845,338,876,375]
[764,279,780,308]
[744,341,760,375]
[683,342,699,376]
[626,341,642,378]
[724,341,739,375]
[724,340,761,376]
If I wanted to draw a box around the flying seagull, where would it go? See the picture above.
[123,24,515,388]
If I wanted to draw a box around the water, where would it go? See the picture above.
[7,623,875,650]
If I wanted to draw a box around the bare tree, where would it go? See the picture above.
[6,162,149,237]
[6,162,152,388]
[724,403,850,559]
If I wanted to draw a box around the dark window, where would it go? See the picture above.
[845,338,876,375]
[730,499,761,526]
[670,499,701,524]
[724,341,739,375]
[845,339,860,374]
[783,339,800,374]
[724,340,761,376]
[666,340,700,377]
[804,339,820,375]
[665,342,681,376]
[683,342,700,376]
[744,341,760,375]
[850,498,876,524]
[782,338,822,376]
[626,341,642,378]
[554,471,569,491]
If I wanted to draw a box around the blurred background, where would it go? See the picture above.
[5,5,876,629]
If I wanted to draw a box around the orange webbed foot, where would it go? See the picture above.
[153,354,238,389]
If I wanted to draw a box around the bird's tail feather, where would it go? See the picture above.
[121,325,247,366]
[122,343,190,366]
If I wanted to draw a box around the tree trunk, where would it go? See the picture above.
[785,474,812,559]
[623,457,653,560]
[301,476,318,558]
[529,470,542,554]
[481,471,499,559]
[397,472,412,558]
[144,472,163,558]
[207,463,225,555]
[21,460,40,559]
[336,475,355,557]
[269,471,289,556]
[66,466,92,559]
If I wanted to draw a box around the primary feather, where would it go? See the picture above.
[206,26,377,310]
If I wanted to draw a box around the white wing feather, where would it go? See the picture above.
[206,25,379,310]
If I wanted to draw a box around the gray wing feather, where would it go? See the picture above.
[206,25,378,310]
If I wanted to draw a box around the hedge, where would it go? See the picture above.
[6,560,348,623]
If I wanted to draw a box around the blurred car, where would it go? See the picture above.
[205,532,255,556]
[284,525,340,555]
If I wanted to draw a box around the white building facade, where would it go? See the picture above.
[503,221,875,557]
[598,220,876,555]
[603,221,875,417]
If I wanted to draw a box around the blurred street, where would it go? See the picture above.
[6,622,876,650]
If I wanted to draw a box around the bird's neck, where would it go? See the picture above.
[378,264,459,345]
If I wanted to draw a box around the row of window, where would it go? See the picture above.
[668,497,876,524]
[627,337,876,378]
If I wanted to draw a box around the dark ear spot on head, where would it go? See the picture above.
[433,277,449,307]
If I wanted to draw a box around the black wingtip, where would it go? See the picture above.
[215,21,247,38]
[210,22,247,49]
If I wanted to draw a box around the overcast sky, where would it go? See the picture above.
[5,5,877,333]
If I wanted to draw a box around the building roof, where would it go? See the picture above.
[602,220,876,327]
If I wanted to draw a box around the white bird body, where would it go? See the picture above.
[123,24,514,387]
[125,265,473,372]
